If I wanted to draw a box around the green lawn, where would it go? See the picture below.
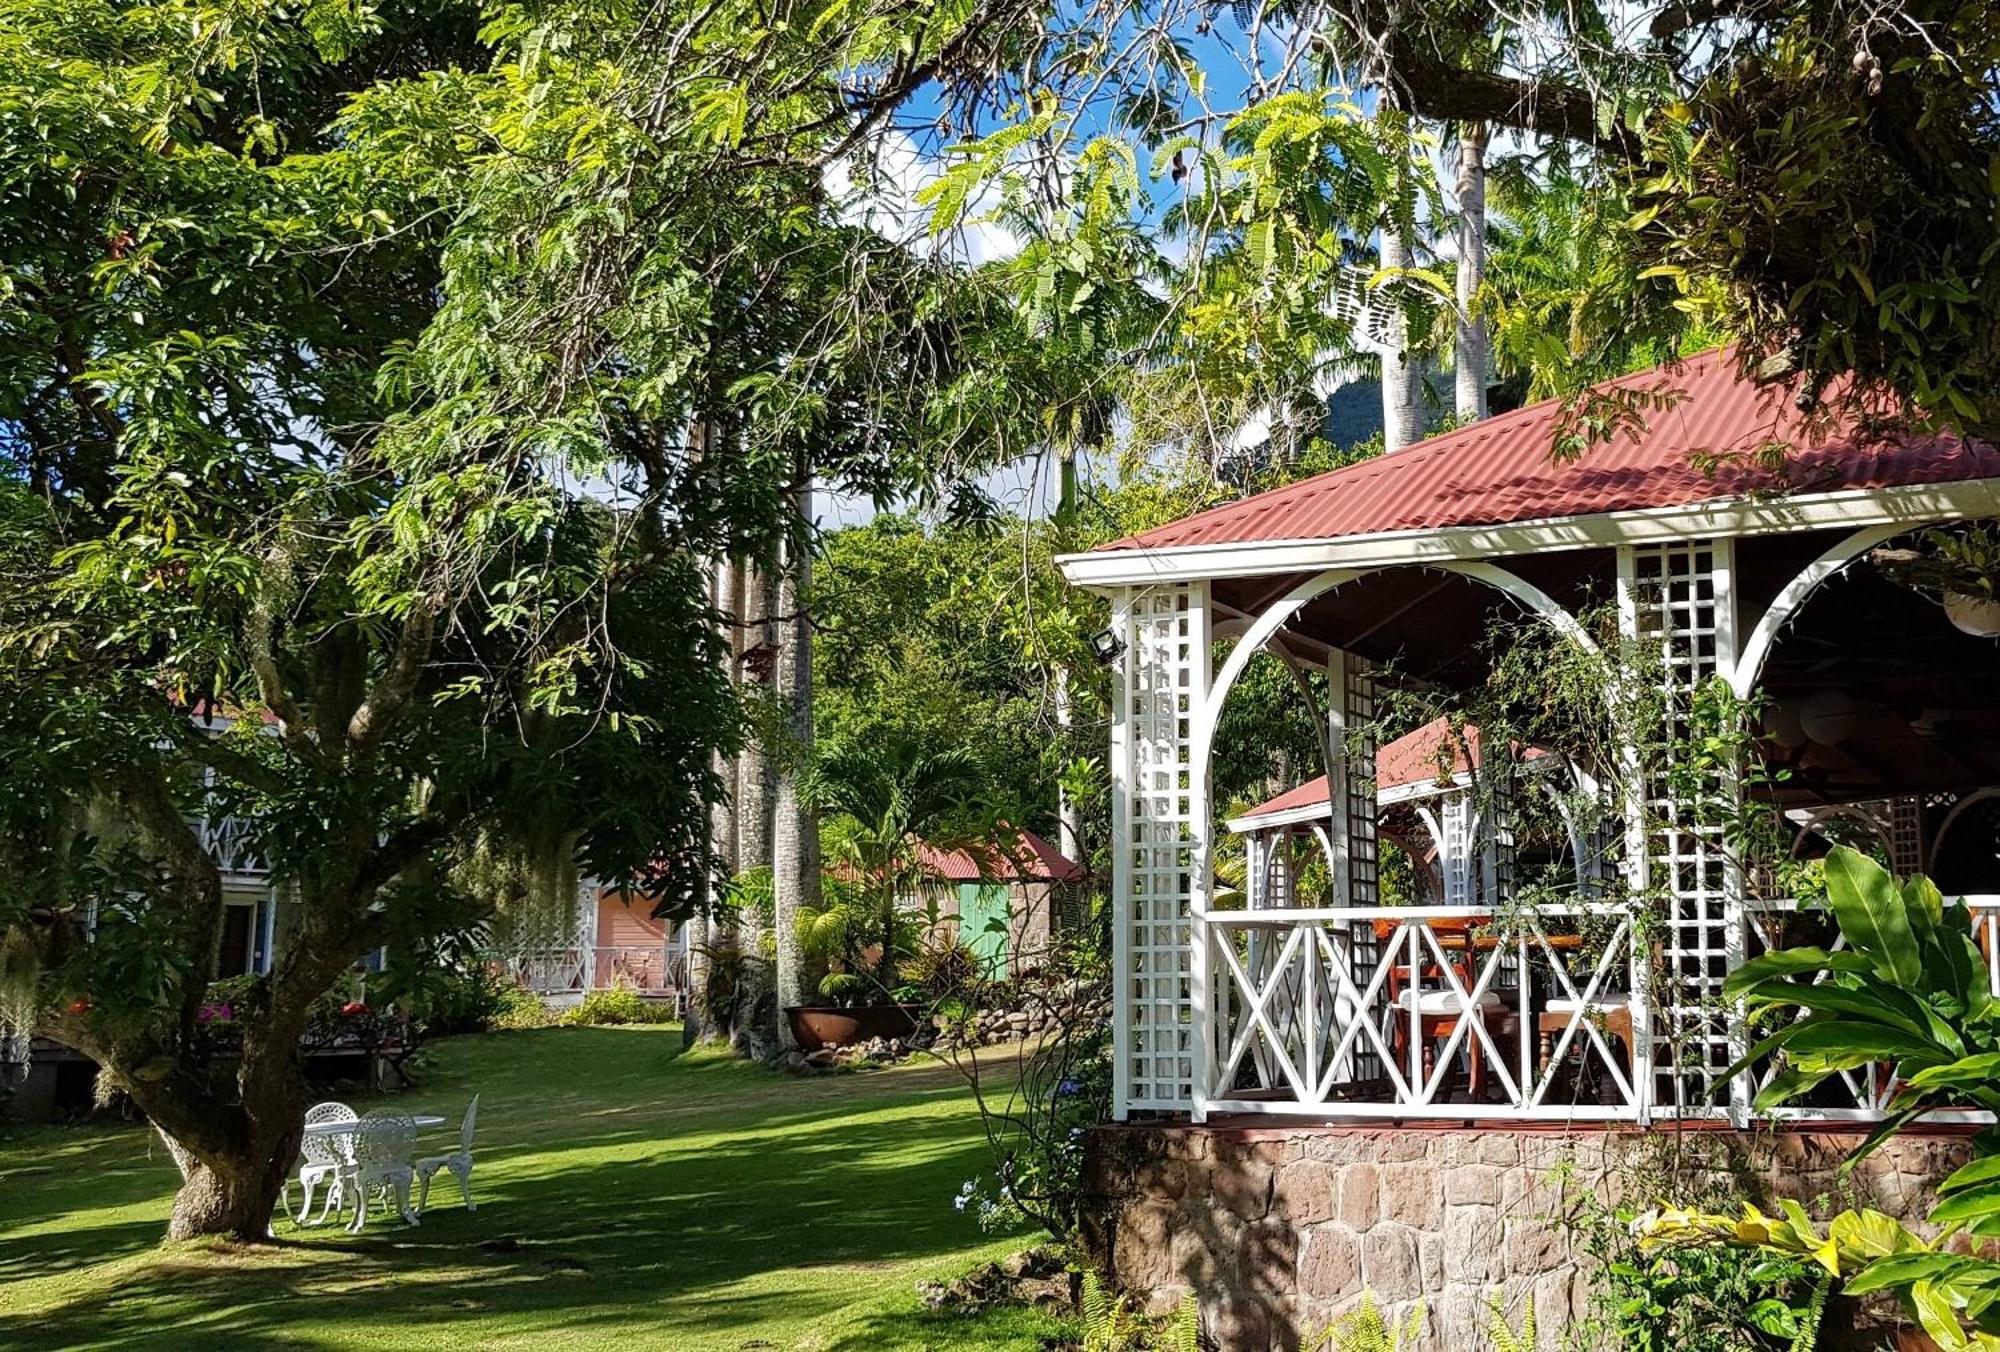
[0,1026,1067,1350]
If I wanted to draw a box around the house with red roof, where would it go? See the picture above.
[906,826,1087,976]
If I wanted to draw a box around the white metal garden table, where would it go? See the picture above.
[302,1114,446,1137]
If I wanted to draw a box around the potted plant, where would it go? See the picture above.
[786,739,991,1051]
[1873,525,2000,637]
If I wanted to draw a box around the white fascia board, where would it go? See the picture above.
[1056,478,2000,590]
[1376,775,1471,809]
[1224,803,1331,835]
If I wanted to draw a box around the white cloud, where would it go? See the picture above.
[822,130,1021,266]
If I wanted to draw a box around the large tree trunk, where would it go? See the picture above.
[119,1015,313,1241]
[730,561,781,1059]
[1378,220,1425,453]
[1454,122,1490,423]
[770,473,818,1051]
[685,557,737,1047]
[158,1130,296,1241]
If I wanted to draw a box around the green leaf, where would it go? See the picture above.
[1942,1154,2000,1196]
[1825,846,1921,986]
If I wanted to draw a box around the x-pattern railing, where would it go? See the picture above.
[1200,905,1642,1122]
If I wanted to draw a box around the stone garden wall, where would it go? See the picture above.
[1079,1121,1972,1350]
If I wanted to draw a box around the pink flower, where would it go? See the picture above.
[197,1003,233,1023]
[340,1000,369,1018]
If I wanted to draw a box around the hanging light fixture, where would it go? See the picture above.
[1088,627,1126,667]
[1799,690,1858,746]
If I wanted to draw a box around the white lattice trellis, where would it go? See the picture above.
[1620,540,1745,1119]
[1110,584,1210,1116]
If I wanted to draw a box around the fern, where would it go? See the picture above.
[1788,1275,1829,1352]
[1165,1292,1202,1352]
[1316,1293,1424,1352]
[1486,1298,1537,1352]
[1080,1270,1138,1352]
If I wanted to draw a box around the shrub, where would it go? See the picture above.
[561,984,675,1026]
[405,962,516,1036]
[491,983,555,1030]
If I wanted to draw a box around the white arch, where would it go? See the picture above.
[1192,561,1601,772]
[1788,802,1895,860]
[1730,523,1908,698]
[1933,788,2000,869]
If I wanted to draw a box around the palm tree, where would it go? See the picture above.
[801,739,986,1002]
[1377,107,1426,452]
[770,466,818,1043]
[1455,122,1490,422]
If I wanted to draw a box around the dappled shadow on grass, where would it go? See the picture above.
[0,1027,1035,1350]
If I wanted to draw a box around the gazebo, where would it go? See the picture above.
[1058,347,2000,1131]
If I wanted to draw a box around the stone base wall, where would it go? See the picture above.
[1079,1121,1971,1350]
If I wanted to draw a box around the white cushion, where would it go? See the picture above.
[1544,997,1631,1014]
[1391,989,1503,1014]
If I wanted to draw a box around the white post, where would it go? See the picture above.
[1187,583,1215,1121]
[1620,539,1742,1124]
[1108,589,1134,1121]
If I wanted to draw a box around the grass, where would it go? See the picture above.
[0,1025,1070,1350]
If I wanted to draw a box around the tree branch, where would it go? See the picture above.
[345,607,436,755]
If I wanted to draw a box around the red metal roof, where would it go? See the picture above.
[1233,719,1545,822]
[1096,348,2000,554]
[913,826,1085,884]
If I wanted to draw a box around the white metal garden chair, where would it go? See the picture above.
[415,1095,479,1214]
[343,1109,420,1232]
[291,1101,356,1227]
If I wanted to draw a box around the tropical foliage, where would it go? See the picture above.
[1641,847,2000,1347]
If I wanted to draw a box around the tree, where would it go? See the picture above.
[1323,0,2000,440]
[1454,122,1490,422]
[0,0,1055,1239]
[770,469,818,1043]
[801,738,987,1000]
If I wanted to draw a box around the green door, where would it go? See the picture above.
[958,883,1010,975]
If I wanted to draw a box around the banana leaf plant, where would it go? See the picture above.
[1703,845,2000,1346]
[1724,844,2000,1156]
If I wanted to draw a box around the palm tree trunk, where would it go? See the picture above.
[1377,100,1426,453]
[771,469,818,1049]
[730,560,781,1058]
[1455,122,1490,422]
[1379,221,1425,452]
[686,556,737,1046]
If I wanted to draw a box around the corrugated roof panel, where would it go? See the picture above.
[1096,349,2000,553]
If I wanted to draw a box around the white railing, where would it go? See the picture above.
[196,816,266,876]
[1200,904,1644,1122]
[1197,897,2000,1125]
[501,945,684,998]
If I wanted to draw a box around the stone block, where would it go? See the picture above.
[1298,1228,1361,1300]
[1238,1218,1300,1298]
[1378,1162,1439,1228]
[1168,1211,1226,1290]
[1505,1217,1567,1276]
[1443,1163,1501,1206]
[1338,1163,1379,1231]
[1214,1158,1275,1221]
[1113,1201,1178,1291]
[1478,1133,1524,1167]
[1376,1132,1433,1163]
[1273,1160,1338,1225]
[1211,1295,1290,1352]
[1441,1202,1504,1285]
[1361,1222,1423,1301]
[1417,1231,1444,1290]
